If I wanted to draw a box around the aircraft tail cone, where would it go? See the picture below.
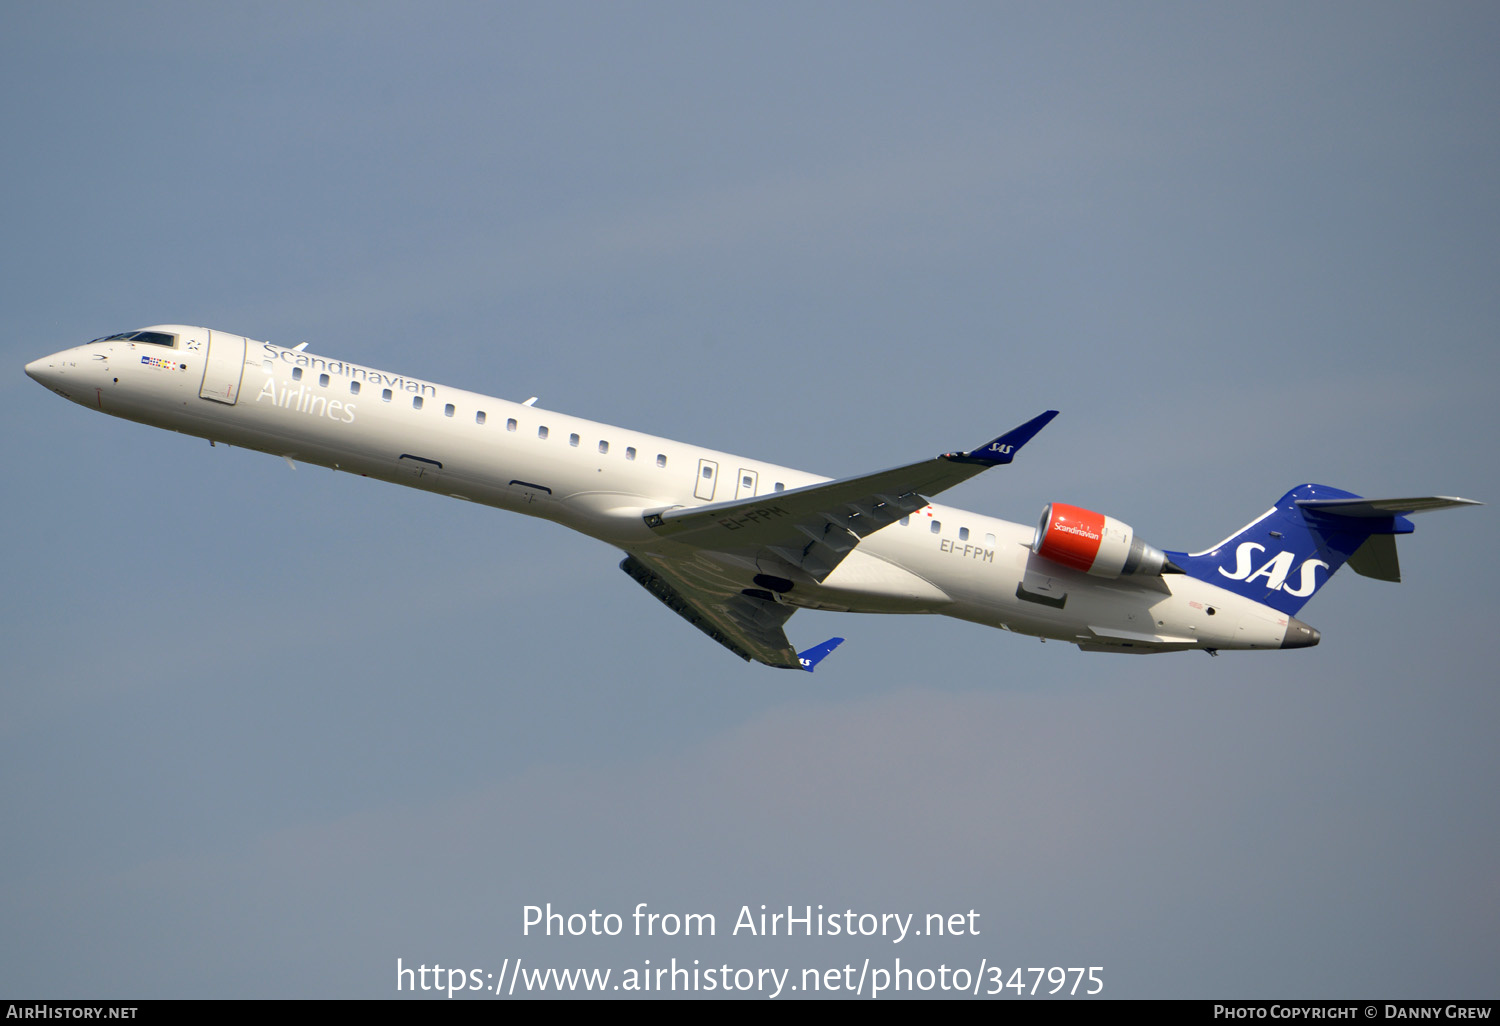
[1280,617,1321,649]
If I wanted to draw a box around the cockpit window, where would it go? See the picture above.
[90,330,177,347]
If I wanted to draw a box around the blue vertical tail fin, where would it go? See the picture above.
[1165,485,1478,616]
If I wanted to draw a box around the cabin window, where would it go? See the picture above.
[318,373,329,387]
[900,516,910,526]
[959,527,969,542]
[774,482,784,492]
[475,411,486,425]
[985,532,995,547]
[349,381,360,395]
[538,426,548,439]
[506,418,517,432]
[569,433,579,447]
[656,454,667,468]
[412,396,423,410]
[625,446,636,460]
[930,520,941,534]
[702,466,713,479]
[742,475,754,490]
[292,367,302,381]
[444,403,455,417]
[598,440,609,454]
[381,388,392,402]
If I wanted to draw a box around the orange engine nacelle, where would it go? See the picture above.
[1032,502,1172,578]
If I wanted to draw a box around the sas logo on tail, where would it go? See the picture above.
[1218,543,1329,597]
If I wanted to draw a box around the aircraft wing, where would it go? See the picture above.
[620,552,806,668]
[643,411,1057,581]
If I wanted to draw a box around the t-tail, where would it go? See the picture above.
[1166,485,1480,617]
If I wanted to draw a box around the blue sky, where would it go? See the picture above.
[3,1,1497,998]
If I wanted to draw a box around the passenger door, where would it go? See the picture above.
[199,330,247,404]
[694,458,718,501]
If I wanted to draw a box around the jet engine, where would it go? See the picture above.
[1032,502,1177,578]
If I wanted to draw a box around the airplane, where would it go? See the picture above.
[25,325,1479,670]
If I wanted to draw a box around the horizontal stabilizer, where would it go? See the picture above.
[1297,495,1481,583]
[1295,495,1481,518]
[1346,533,1401,582]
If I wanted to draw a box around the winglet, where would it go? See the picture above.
[798,637,845,672]
[952,410,1059,465]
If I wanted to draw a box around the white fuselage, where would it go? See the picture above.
[26,326,1301,656]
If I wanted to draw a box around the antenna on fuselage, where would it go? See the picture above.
[292,342,310,353]
[522,396,539,407]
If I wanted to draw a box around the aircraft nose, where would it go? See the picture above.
[25,351,79,397]
[1281,617,1321,649]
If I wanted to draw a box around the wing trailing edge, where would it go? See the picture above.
[619,554,803,669]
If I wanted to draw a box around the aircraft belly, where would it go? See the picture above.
[811,549,952,612]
